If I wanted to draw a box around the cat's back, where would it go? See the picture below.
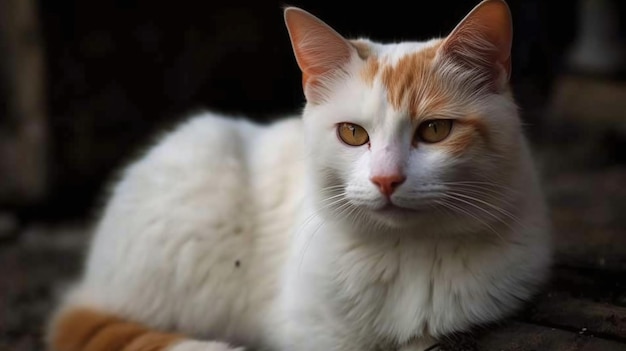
[68,112,306,343]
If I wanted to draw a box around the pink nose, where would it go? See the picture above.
[370,174,406,197]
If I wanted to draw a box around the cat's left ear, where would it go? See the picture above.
[439,0,512,92]
[284,7,358,103]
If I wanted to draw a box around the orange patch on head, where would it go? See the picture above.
[360,57,380,86]
[380,42,448,118]
[351,40,380,86]
[49,307,181,351]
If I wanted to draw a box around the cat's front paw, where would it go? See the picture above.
[170,340,245,351]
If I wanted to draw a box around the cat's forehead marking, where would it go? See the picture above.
[380,42,445,119]
[358,40,450,120]
[351,39,380,85]
[360,57,380,86]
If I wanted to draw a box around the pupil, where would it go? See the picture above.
[432,122,438,134]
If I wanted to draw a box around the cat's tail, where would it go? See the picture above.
[47,306,245,351]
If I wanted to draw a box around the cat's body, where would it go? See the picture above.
[48,2,551,351]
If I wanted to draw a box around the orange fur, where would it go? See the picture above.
[442,119,489,156]
[121,332,184,351]
[83,322,146,351]
[354,43,493,156]
[371,44,493,155]
[360,56,380,86]
[461,117,490,144]
[379,43,450,119]
[49,307,181,351]
[442,124,476,156]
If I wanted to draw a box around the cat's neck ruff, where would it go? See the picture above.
[286,192,547,346]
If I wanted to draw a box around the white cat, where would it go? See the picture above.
[47,1,551,351]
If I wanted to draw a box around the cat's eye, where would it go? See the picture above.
[337,123,369,146]
[416,119,453,144]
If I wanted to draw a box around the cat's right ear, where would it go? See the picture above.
[284,7,357,104]
[438,0,512,92]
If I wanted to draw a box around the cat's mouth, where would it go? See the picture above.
[373,203,421,217]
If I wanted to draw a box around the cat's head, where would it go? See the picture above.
[285,0,527,233]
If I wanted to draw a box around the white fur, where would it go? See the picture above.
[54,10,551,351]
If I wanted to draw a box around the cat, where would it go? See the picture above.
[47,1,551,350]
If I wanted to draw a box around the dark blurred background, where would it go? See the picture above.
[1,0,626,350]
[0,0,585,220]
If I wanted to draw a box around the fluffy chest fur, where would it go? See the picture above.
[281,202,548,350]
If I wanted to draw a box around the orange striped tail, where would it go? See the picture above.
[48,307,182,351]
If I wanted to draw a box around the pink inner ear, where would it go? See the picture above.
[284,7,355,98]
[441,0,513,83]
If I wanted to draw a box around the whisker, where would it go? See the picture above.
[448,186,517,208]
[296,200,353,272]
[440,193,516,237]
[445,192,523,229]
[444,182,515,196]
[435,198,505,242]
[318,192,347,204]
[441,181,519,193]
[296,217,326,273]
[319,184,346,192]
[294,195,347,241]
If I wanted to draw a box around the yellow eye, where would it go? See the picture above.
[337,123,369,146]
[416,119,453,143]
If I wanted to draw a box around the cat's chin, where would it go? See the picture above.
[368,203,428,227]
[374,203,421,216]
